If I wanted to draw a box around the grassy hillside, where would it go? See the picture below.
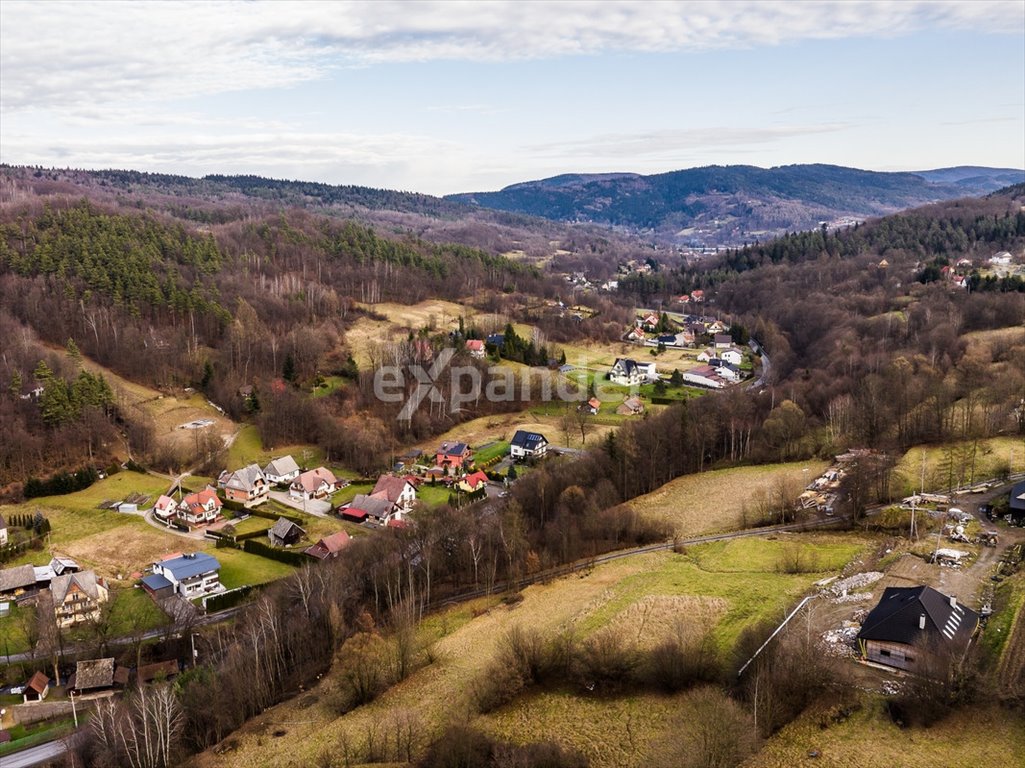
[627,460,830,536]
[190,533,870,768]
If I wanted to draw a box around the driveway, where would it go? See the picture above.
[268,490,332,517]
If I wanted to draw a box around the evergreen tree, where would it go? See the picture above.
[283,353,297,384]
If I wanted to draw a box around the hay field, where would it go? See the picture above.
[744,696,1025,768]
[627,460,830,537]
[191,534,869,768]
[427,412,616,451]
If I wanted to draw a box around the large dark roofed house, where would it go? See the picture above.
[857,585,979,672]
[510,430,548,460]
[1009,479,1025,523]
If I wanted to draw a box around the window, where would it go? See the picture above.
[880,649,891,657]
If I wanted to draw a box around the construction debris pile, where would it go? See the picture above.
[821,571,883,603]
[819,624,860,658]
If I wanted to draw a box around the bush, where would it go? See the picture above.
[241,539,307,566]
[574,630,639,693]
[205,585,254,612]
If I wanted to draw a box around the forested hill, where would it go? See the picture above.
[447,164,1025,246]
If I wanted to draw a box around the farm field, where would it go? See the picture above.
[892,436,1025,496]
[191,533,869,768]
[626,460,831,537]
[426,411,617,453]
[743,695,1025,768]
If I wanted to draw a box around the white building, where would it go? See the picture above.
[148,553,222,599]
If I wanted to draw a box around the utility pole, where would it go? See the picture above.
[70,690,78,728]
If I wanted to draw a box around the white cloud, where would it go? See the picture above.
[528,124,854,159]
[2,1,1021,113]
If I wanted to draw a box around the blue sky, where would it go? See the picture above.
[1,1,1022,195]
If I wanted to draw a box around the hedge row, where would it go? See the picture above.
[205,585,255,612]
[241,539,308,566]
[243,505,304,525]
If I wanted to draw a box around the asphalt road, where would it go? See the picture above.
[1,738,67,768]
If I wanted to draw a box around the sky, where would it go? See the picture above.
[1,0,1023,196]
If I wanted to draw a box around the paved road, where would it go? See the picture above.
[0,737,67,768]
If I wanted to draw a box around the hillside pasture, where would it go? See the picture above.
[626,460,830,537]
[190,534,869,768]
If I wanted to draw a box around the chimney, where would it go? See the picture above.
[950,595,957,609]
[919,614,926,630]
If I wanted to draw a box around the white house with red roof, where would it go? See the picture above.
[371,475,417,511]
[177,488,222,526]
[153,495,177,521]
[465,339,486,359]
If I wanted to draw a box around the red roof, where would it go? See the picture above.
[465,339,485,352]
[463,470,489,490]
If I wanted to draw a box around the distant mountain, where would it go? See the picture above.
[446,164,1025,246]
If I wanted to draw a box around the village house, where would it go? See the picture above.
[682,365,726,389]
[371,475,418,512]
[696,348,713,363]
[609,358,643,386]
[465,339,486,359]
[304,530,351,561]
[510,430,549,461]
[145,552,222,599]
[1008,479,1025,524]
[0,513,7,547]
[153,494,177,521]
[690,289,705,303]
[625,326,646,342]
[857,585,979,673]
[0,564,38,599]
[581,397,601,415]
[22,671,50,703]
[345,494,398,524]
[263,455,301,485]
[268,517,307,547]
[720,348,744,366]
[217,464,269,507]
[436,442,473,471]
[176,488,223,526]
[715,362,743,383]
[46,570,109,628]
[616,396,645,416]
[639,312,660,329]
[713,333,732,350]
[290,467,338,500]
[459,470,490,493]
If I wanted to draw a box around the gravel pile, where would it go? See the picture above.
[823,571,883,596]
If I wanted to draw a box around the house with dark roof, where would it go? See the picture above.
[268,517,306,547]
[150,552,222,599]
[263,455,301,485]
[713,333,732,350]
[609,358,642,386]
[857,585,979,672]
[217,464,269,506]
[510,430,549,461]
[47,570,109,628]
[305,530,351,561]
[23,671,50,703]
[1009,479,1025,523]
[436,442,473,471]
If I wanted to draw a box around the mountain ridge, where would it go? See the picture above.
[446,163,1025,246]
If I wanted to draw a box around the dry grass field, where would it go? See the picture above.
[426,412,616,452]
[626,460,831,537]
[191,534,869,768]
[743,695,1025,768]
